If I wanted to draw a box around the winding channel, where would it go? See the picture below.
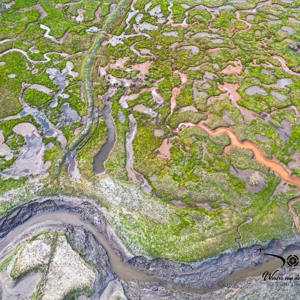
[0,196,299,297]
[1,1,299,295]
[0,196,299,299]
[55,0,132,176]
[176,118,300,232]
[0,212,150,283]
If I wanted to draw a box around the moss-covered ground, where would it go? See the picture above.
[0,0,300,262]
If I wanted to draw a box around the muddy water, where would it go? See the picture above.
[0,198,299,297]
[177,120,300,231]
[197,124,300,188]
[225,257,281,286]
[0,212,152,283]
[0,270,42,299]
[93,101,116,175]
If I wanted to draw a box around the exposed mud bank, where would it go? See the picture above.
[0,196,299,299]
[93,100,116,175]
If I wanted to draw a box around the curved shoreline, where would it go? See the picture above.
[0,212,150,283]
[93,100,116,175]
[0,195,299,297]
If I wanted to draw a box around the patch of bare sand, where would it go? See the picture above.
[157,138,172,160]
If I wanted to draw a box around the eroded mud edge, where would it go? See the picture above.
[0,196,299,298]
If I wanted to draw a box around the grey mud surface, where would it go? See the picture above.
[0,196,300,299]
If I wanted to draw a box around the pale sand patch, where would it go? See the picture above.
[133,104,157,117]
[221,60,242,75]
[34,4,48,19]
[178,105,198,113]
[157,138,172,160]
[13,122,37,137]
[245,85,267,96]
[132,61,152,78]
[154,129,164,137]
[170,200,188,208]
[218,82,257,121]
[11,237,51,278]
[163,31,178,37]
[170,71,188,116]
[196,203,213,211]
[218,82,241,101]
[177,45,199,56]
[1,123,47,179]
[28,84,52,95]
[42,236,95,300]
[109,57,130,70]
[170,87,180,115]
[273,55,300,77]
[207,48,222,53]
[75,8,85,23]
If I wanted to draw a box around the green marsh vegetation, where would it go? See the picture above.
[0,0,300,261]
